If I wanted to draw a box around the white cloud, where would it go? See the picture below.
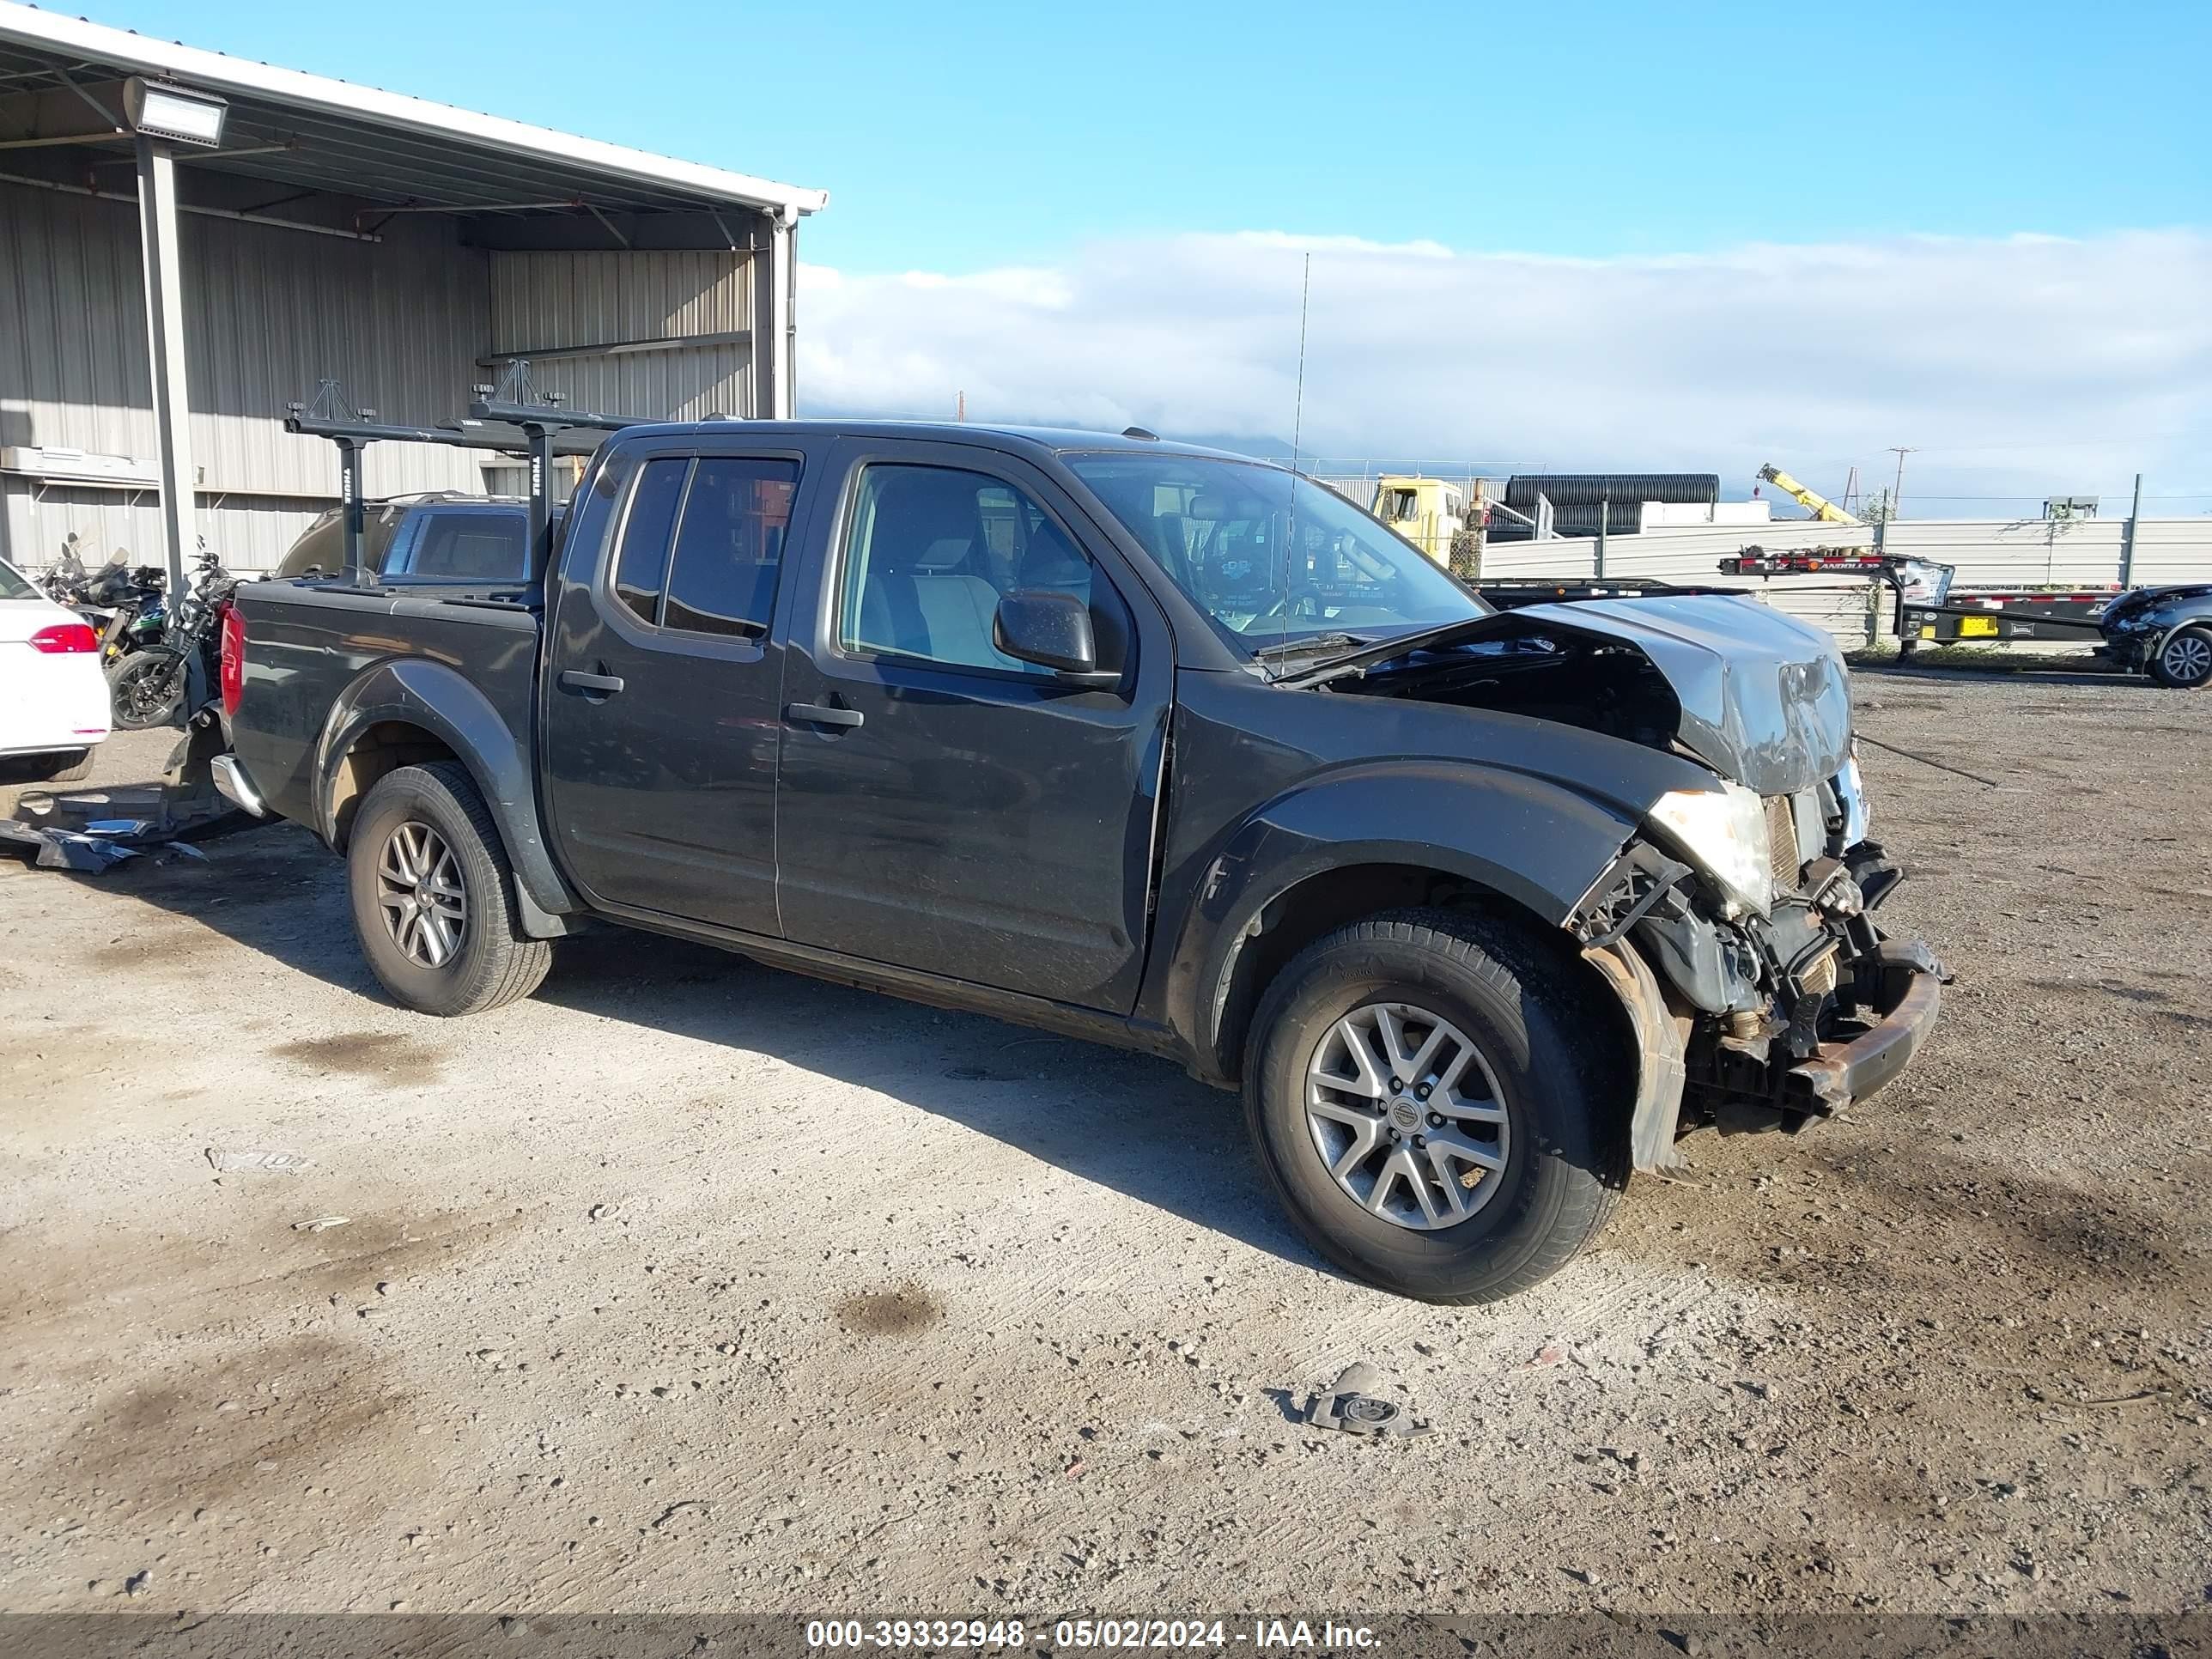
[797,229,2212,507]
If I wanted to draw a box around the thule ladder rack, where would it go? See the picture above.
[283,362,653,583]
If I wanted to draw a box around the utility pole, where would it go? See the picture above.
[1886,447,1917,520]
[2119,471,2143,587]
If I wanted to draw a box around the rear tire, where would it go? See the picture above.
[27,748,95,783]
[347,762,551,1017]
[1243,908,1627,1304]
[2148,625,2212,690]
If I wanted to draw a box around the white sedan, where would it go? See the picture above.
[1,555,110,783]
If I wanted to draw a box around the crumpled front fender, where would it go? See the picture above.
[1164,759,1644,1080]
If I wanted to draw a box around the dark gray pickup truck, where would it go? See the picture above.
[217,422,1942,1303]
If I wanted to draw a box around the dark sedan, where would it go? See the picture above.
[2098,583,2212,689]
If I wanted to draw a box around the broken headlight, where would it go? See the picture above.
[1645,780,1775,920]
[1832,749,1871,848]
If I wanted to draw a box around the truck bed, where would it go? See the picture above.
[229,580,542,834]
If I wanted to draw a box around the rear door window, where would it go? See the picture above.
[661,458,800,636]
[611,458,690,624]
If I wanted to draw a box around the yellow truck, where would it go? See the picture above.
[1368,476,1482,578]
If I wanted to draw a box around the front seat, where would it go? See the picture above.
[857,471,1002,667]
[1018,519,1091,600]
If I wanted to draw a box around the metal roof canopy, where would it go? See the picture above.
[0,1,826,239]
[0,0,820,619]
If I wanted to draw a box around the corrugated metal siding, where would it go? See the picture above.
[1480,518,1871,581]
[1480,517,2212,589]
[1879,519,2124,586]
[2,478,329,576]
[0,177,489,568]
[1,188,775,574]
[1747,580,1893,648]
[1472,514,2212,650]
[1879,517,2212,587]
[489,250,753,420]
[187,214,490,499]
[2,183,146,459]
[2129,520,2212,585]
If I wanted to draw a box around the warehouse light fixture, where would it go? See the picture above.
[122,77,228,148]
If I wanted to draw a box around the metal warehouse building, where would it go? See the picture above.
[0,1,825,585]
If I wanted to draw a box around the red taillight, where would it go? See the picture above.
[29,623,99,654]
[219,600,246,718]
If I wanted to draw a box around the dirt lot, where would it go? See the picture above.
[2,670,2208,1620]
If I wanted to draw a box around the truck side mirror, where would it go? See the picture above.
[994,590,1119,687]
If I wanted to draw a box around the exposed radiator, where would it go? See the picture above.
[1765,794,1802,892]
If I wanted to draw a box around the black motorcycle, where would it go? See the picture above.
[40,538,94,606]
[87,560,170,666]
[44,544,170,665]
[106,544,240,730]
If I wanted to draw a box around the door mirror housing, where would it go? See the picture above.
[994,590,1119,686]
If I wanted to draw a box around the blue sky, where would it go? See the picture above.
[77,3,2212,507]
[88,0,2212,273]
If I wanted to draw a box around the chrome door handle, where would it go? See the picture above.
[786,702,863,728]
[559,670,625,695]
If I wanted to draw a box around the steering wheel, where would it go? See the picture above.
[1253,582,1323,624]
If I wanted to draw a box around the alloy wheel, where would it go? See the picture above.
[1304,1001,1511,1231]
[376,820,469,968]
[2160,631,2212,685]
[114,657,182,724]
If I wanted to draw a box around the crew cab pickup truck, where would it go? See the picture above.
[218,422,1942,1303]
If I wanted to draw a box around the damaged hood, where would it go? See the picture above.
[2104,582,2212,625]
[1299,592,1855,796]
[1511,594,1854,795]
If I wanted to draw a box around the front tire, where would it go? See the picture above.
[1244,908,1627,1304]
[106,648,185,728]
[2148,625,2212,690]
[347,762,552,1017]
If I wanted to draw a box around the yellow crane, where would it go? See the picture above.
[1756,463,1860,526]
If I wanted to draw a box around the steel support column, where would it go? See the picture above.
[133,135,198,610]
[750,208,796,419]
[781,215,798,416]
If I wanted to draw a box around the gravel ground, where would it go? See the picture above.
[1,669,2208,1619]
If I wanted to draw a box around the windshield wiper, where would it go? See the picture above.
[1267,617,1500,689]
[1248,631,1372,665]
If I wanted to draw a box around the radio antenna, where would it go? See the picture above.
[1289,252,1310,471]
[1281,252,1311,655]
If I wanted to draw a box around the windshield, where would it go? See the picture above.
[1066,453,1487,659]
[0,557,36,601]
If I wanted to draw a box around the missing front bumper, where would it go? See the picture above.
[1783,939,1945,1115]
